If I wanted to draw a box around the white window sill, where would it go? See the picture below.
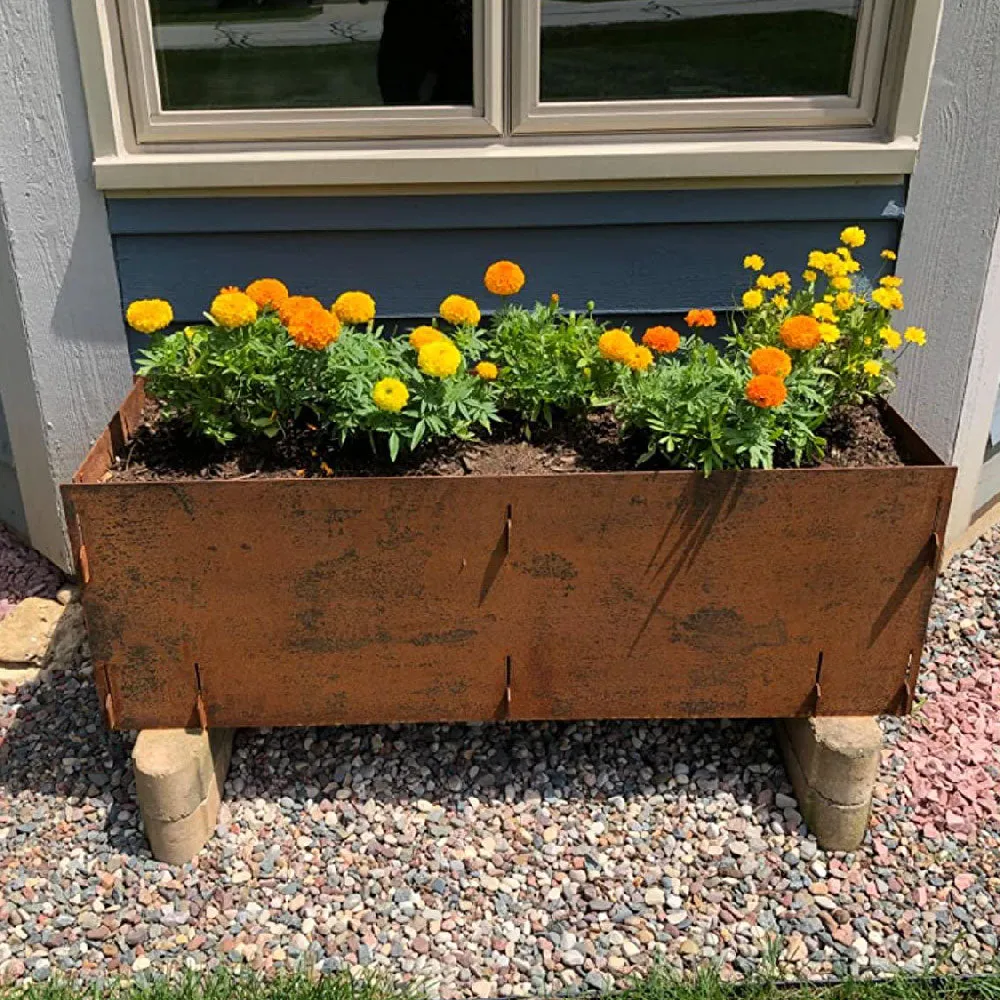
[94,135,919,194]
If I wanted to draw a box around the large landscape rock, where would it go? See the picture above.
[0,596,84,684]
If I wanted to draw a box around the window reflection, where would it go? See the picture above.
[540,0,861,103]
[150,0,474,110]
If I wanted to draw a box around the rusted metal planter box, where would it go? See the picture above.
[62,382,955,731]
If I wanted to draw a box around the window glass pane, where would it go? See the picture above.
[539,0,861,103]
[149,0,474,110]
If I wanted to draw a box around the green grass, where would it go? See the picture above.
[156,41,382,109]
[155,10,854,111]
[540,11,857,101]
[4,968,1000,1000]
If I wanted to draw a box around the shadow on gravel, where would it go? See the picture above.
[1,646,796,862]
[225,715,790,822]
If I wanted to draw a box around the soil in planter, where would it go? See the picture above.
[107,400,909,483]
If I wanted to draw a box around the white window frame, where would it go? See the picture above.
[70,0,944,191]
[510,0,894,135]
[119,0,504,142]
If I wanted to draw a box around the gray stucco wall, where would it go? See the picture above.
[0,394,26,536]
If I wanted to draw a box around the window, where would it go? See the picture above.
[75,0,943,187]
[113,0,895,143]
[513,0,893,134]
[119,0,502,140]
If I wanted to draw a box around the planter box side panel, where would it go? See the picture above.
[64,478,514,729]
[501,466,953,720]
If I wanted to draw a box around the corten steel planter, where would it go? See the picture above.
[62,381,956,731]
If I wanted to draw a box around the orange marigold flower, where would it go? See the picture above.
[245,278,289,310]
[484,260,526,296]
[779,315,822,351]
[625,346,654,371]
[439,294,481,327]
[474,361,499,380]
[332,290,376,326]
[685,308,717,328]
[287,307,340,350]
[210,290,258,329]
[279,295,325,327]
[642,325,681,354]
[745,374,788,409]
[598,328,635,363]
[409,325,447,350]
[125,298,173,334]
[550,292,560,306]
[749,346,792,379]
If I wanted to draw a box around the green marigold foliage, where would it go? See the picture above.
[130,233,925,472]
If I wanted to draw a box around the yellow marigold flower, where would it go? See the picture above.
[126,298,173,334]
[409,325,446,350]
[418,339,462,378]
[823,255,848,279]
[834,292,856,311]
[745,374,788,409]
[773,294,789,310]
[439,294,481,327]
[598,328,635,363]
[474,361,498,380]
[872,287,904,310]
[840,226,867,248]
[819,323,841,344]
[624,346,654,371]
[803,269,818,283]
[685,308,717,328]
[880,275,904,289]
[771,271,791,291]
[749,346,792,379]
[881,249,898,261]
[756,274,775,291]
[904,325,927,346]
[550,292,560,305]
[245,278,289,311]
[333,291,376,326]
[780,315,823,351]
[880,326,902,350]
[831,276,852,291]
[812,302,836,323]
[372,377,409,412]
[864,360,882,376]
[807,251,826,269]
[642,326,681,354]
[279,296,322,326]
[483,260,526,296]
[287,307,340,350]
[742,289,764,310]
[210,290,258,330]
[743,254,765,271]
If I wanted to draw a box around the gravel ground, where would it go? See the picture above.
[0,525,62,622]
[0,527,998,992]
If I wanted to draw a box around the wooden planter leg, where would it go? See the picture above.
[775,717,882,852]
[132,728,234,864]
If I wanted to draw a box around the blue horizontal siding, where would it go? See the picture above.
[110,186,904,326]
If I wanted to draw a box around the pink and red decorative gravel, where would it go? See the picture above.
[887,527,1000,843]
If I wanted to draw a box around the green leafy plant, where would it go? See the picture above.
[489,299,608,425]
[613,339,828,472]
